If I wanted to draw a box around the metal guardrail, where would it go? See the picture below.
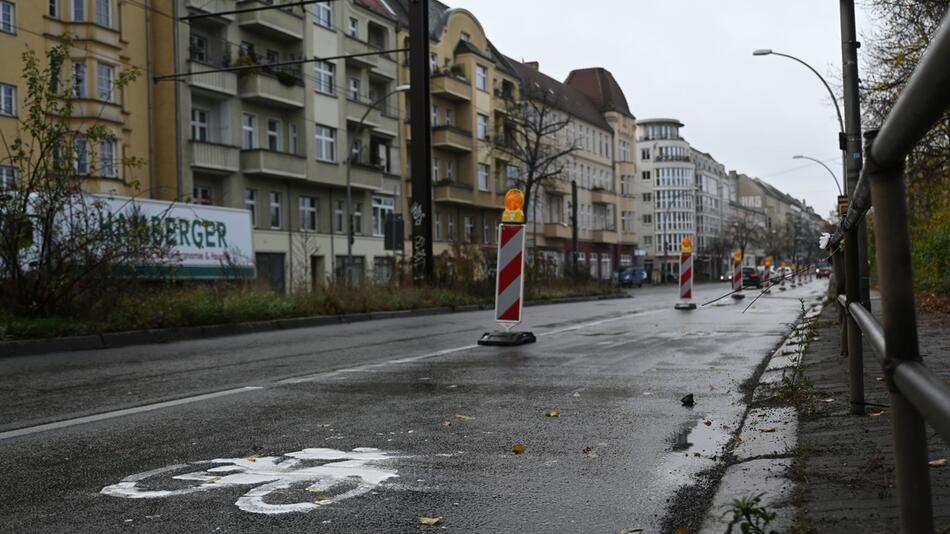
[831,10,950,534]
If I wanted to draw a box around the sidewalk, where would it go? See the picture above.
[793,302,950,532]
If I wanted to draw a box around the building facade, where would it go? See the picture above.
[691,148,727,280]
[155,0,404,292]
[0,0,152,196]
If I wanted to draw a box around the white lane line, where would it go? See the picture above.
[1,310,653,441]
[0,387,263,442]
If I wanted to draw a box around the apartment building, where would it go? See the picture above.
[392,1,521,263]
[0,0,152,195]
[155,0,403,292]
[691,148,727,280]
[635,118,696,282]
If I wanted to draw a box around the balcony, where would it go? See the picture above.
[189,61,237,96]
[544,223,571,240]
[431,74,472,102]
[236,1,304,41]
[191,141,239,174]
[70,99,122,124]
[346,98,399,136]
[343,36,379,69]
[48,21,120,48]
[592,229,619,244]
[432,126,473,152]
[240,149,307,180]
[434,181,474,204]
[239,70,305,109]
[349,162,384,190]
[186,0,235,24]
[654,154,691,163]
[546,179,572,195]
[590,188,617,204]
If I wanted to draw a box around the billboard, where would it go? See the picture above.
[89,194,256,279]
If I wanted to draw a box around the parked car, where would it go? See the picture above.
[816,263,832,278]
[619,266,646,288]
[742,267,763,289]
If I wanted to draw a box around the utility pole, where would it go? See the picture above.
[408,0,434,283]
[840,0,866,415]
[571,180,578,277]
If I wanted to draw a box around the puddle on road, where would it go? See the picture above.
[668,418,730,459]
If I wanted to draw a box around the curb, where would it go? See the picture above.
[0,293,630,357]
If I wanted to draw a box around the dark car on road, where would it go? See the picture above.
[816,263,832,278]
[619,266,646,288]
[742,267,763,289]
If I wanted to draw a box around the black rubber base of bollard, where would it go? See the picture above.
[674,302,697,310]
[732,293,746,300]
[477,331,537,346]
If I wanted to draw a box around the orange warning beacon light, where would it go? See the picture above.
[681,237,693,254]
[502,189,526,224]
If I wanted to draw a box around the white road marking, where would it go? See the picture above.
[0,387,262,441]
[101,447,398,515]
[0,309,657,440]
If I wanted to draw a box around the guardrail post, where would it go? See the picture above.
[864,129,933,534]
[844,221,865,415]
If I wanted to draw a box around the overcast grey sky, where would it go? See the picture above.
[447,0,875,219]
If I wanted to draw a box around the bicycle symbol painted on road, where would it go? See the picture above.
[101,447,399,515]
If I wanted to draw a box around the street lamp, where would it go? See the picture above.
[752,49,845,141]
[345,83,410,285]
[792,154,843,196]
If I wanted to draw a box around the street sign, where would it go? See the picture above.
[837,195,849,217]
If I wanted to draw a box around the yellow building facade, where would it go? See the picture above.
[0,0,153,196]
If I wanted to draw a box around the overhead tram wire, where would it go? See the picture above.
[180,0,339,21]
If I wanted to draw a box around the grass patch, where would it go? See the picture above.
[0,280,622,341]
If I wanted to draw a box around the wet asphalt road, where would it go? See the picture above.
[0,280,828,533]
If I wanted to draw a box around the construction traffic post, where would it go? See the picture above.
[731,250,745,300]
[675,238,696,310]
[763,255,772,294]
[779,260,787,291]
[478,189,537,347]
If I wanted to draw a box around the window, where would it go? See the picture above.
[641,170,651,181]
[289,123,298,154]
[349,77,360,101]
[313,2,332,27]
[265,49,279,65]
[71,62,86,98]
[447,214,455,241]
[506,165,519,188]
[334,200,344,233]
[0,165,14,190]
[478,163,490,192]
[434,212,442,241]
[193,187,211,205]
[432,157,440,181]
[315,125,336,162]
[619,141,631,162]
[483,218,492,244]
[96,63,114,102]
[431,104,438,125]
[475,64,487,91]
[239,41,254,57]
[72,0,84,21]
[353,203,362,235]
[245,189,257,225]
[444,108,452,126]
[0,1,13,33]
[429,53,438,73]
[347,17,358,38]
[314,61,335,94]
[299,196,318,231]
[191,108,209,142]
[241,113,257,149]
[190,34,208,62]
[642,192,653,202]
[464,216,473,243]
[445,159,454,179]
[95,0,111,27]
[642,214,653,224]
[74,139,89,175]
[0,83,14,116]
[267,119,281,151]
[476,114,489,140]
[641,148,651,160]
[99,139,116,178]
[49,0,59,18]
[371,196,394,236]
[269,192,282,229]
[460,32,470,42]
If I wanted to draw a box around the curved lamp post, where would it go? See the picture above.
[752,49,844,135]
[345,84,410,285]
[793,154,843,196]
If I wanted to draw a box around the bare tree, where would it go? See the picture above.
[493,85,578,220]
[727,210,764,262]
[0,39,159,318]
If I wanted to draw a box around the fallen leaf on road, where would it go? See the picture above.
[441,420,454,427]
[454,414,474,421]
[675,528,689,534]
[703,420,712,426]
[928,458,946,468]
[418,516,443,526]
[870,410,887,417]
[512,442,527,454]
[759,427,777,433]
[735,436,743,445]
[620,529,644,534]
[709,384,716,391]
[203,476,221,484]
[544,409,561,417]
[246,455,257,463]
